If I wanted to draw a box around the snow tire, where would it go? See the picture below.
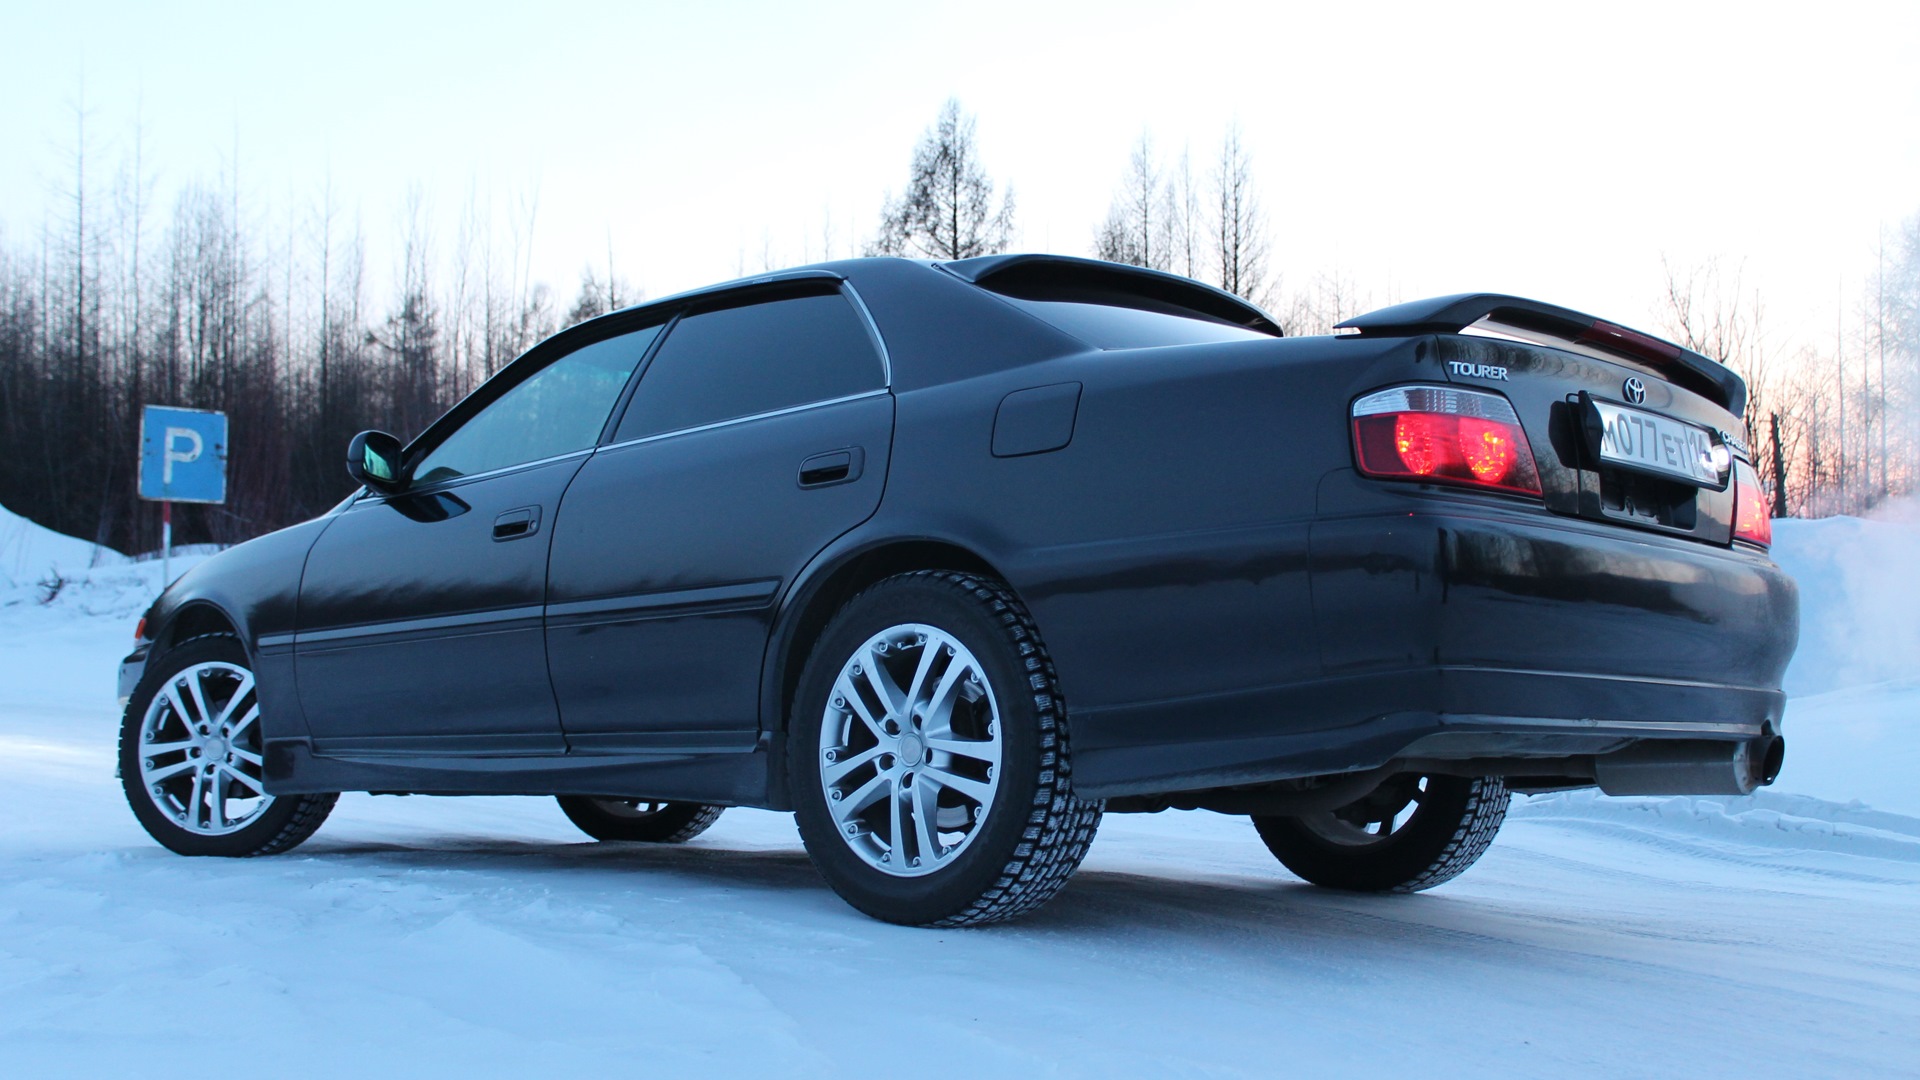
[1253,774,1509,893]
[556,798,725,843]
[788,571,1103,927]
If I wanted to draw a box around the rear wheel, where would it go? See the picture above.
[788,571,1102,927]
[556,797,724,843]
[118,634,336,857]
[1252,774,1509,893]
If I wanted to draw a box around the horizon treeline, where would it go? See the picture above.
[1,99,1917,558]
[0,113,624,554]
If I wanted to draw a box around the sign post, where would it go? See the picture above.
[138,406,229,586]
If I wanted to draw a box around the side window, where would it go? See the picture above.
[613,290,885,442]
[413,323,662,484]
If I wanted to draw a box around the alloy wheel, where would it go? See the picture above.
[136,661,274,836]
[816,622,1002,878]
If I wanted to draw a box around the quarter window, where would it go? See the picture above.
[413,324,661,484]
[614,290,885,442]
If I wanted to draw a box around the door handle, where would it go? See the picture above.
[798,448,864,489]
[492,506,541,541]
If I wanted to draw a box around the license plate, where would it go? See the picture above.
[1586,396,1728,488]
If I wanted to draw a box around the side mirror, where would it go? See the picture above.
[346,431,405,493]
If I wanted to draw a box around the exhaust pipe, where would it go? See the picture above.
[1594,733,1785,797]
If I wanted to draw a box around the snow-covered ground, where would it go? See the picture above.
[2,507,1917,1078]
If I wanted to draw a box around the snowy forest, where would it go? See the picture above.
[3,97,1916,555]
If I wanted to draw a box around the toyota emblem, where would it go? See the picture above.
[1623,377,1646,404]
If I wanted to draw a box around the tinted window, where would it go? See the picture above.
[614,291,884,442]
[414,324,660,484]
[998,298,1275,349]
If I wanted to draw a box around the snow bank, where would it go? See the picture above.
[1513,787,1920,864]
[0,504,210,620]
[1774,680,1920,814]
[0,503,123,590]
[1771,497,1920,696]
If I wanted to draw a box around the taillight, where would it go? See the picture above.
[1731,460,1772,548]
[134,617,147,642]
[1352,386,1542,496]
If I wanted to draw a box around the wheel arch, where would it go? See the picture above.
[761,537,1010,746]
[155,600,246,658]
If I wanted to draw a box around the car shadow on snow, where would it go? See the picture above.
[294,833,830,895]
[276,832,1511,954]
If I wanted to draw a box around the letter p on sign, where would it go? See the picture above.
[139,406,228,504]
[163,427,203,484]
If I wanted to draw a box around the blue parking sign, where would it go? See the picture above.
[139,406,228,504]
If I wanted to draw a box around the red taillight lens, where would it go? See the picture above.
[1732,461,1772,548]
[1353,386,1542,496]
[134,617,147,642]
[1392,412,1449,475]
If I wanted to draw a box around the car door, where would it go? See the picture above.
[295,321,662,753]
[545,281,892,752]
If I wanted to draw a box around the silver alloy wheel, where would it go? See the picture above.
[1298,774,1429,847]
[137,660,274,836]
[817,622,1003,878]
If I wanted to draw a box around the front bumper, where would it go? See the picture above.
[117,645,150,708]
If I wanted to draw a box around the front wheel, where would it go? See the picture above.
[118,634,336,857]
[1252,774,1509,893]
[788,571,1102,927]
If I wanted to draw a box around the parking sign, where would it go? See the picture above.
[139,406,228,504]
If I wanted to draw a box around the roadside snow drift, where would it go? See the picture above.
[0,502,1915,1078]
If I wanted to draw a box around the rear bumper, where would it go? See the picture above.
[1073,665,1785,798]
[1072,502,1798,798]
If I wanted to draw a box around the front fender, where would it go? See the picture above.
[142,515,335,742]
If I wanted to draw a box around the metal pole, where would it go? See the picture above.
[162,500,172,587]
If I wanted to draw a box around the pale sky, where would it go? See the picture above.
[3,0,1916,355]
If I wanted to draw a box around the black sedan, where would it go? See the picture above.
[117,254,1798,925]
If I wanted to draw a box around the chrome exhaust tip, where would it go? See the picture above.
[1749,730,1785,788]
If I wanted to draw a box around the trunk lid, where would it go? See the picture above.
[1336,294,1748,547]
[1433,333,1743,544]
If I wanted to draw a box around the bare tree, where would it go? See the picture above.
[1210,124,1270,304]
[1657,257,1791,504]
[1169,147,1201,280]
[870,99,1014,260]
[566,238,637,325]
[1277,268,1375,337]
[1863,221,1920,503]
[1093,133,1172,270]
[371,190,442,440]
[1658,240,1920,518]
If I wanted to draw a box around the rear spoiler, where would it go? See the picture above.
[1336,294,1745,417]
[942,253,1284,337]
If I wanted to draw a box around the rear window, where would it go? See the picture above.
[995,296,1277,349]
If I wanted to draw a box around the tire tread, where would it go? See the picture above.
[905,571,1102,927]
[1395,776,1509,893]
